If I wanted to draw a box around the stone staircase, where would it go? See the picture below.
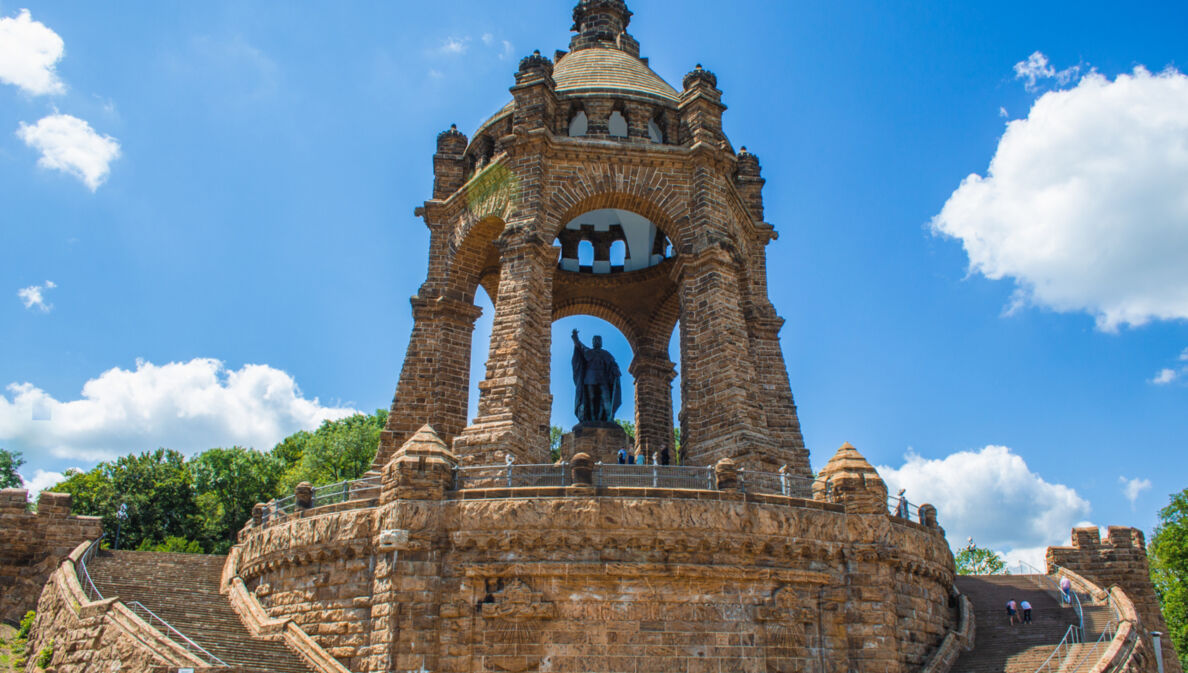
[87,550,313,673]
[952,574,1081,673]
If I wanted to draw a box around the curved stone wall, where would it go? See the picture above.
[234,489,956,673]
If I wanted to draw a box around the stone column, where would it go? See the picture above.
[745,305,811,477]
[629,348,676,459]
[454,226,555,465]
[375,294,482,469]
[671,245,773,468]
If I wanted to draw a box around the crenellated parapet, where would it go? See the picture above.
[0,488,103,624]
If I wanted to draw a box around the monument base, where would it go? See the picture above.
[559,421,632,464]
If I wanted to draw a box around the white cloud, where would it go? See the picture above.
[998,106,1009,118]
[1120,476,1152,508]
[931,66,1188,331]
[0,358,358,461]
[440,37,469,55]
[1013,51,1079,92]
[1180,347,1188,362]
[1151,368,1178,385]
[481,33,494,46]
[0,9,65,96]
[879,446,1091,557]
[16,114,121,191]
[17,280,56,312]
[22,468,67,498]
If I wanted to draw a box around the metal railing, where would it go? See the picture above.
[887,494,921,521]
[74,535,228,668]
[125,601,228,668]
[77,534,106,602]
[1032,623,1083,673]
[1013,561,1085,639]
[450,462,817,496]
[259,474,384,526]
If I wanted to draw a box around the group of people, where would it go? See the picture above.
[616,445,670,465]
[1006,598,1034,625]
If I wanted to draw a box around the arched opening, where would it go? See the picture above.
[608,110,628,138]
[647,117,664,144]
[467,284,495,425]
[550,314,635,433]
[569,110,588,137]
[555,208,673,274]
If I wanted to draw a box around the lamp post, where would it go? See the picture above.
[114,503,128,551]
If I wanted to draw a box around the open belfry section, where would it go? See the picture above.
[9,2,1178,673]
[376,0,808,476]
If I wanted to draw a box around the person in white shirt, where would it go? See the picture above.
[1020,599,1033,624]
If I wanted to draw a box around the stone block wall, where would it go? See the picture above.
[0,489,102,624]
[1047,526,1182,673]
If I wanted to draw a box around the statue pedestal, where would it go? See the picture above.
[559,422,632,465]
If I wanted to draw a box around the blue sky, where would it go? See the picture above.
[2,1,1186,564]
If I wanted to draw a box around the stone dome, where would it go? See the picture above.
[553,47,678,103]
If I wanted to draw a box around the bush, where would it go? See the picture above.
[17,610,35,639]
[36,640,53,668]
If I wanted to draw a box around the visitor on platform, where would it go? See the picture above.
[652,451,660,465]
[634,449,645,465]
[617,447,629,464]
[1006,599,1018,626]
[894,488,909,518]
[1060,576,1072,605]
[1020,599,1033,624]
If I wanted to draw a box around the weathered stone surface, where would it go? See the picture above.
[0,489,102,624]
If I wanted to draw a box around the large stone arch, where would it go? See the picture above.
[552,298,643,351]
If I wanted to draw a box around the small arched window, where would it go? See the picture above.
[577,239,594,267]
[608,110,628,138]
[647,118,663,143]
[609,240,627,267]
[569,110,588,137]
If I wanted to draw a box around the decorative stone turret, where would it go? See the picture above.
[679,64,726,148]
[569,0,639,57]
[432,124,468,199]
[812,442,888,514]
[735,146,765,222]
[512,50,558,134]
[380,425,458,502]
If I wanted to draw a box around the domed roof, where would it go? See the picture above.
[554,48,679,103]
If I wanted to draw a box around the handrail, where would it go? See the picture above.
[77,534,106,602]
[1032,623,1082,673]
[74,534,228,668]
[125,601,228,668]
[1014,561,1084,639]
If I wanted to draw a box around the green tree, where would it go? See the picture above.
[278,411,386,490]
[0,449,25,489]
[615,420,636,439]
[549,426,564,462]
[1150,488,1188,670]
[189,447,283,552]
[955,539,1007,575]
[51,449,199,551]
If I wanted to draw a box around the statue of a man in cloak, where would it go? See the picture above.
[571,329,622,423]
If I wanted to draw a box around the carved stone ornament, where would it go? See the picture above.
[481,579,556,622]
[755,585,815,623]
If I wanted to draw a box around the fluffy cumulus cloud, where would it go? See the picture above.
[931,65,1188,331]
[1151,368,1178,385]
[1013,51,1079,92]
[0,9,65,96]
[22,468,67,498]
[17,280,56,312]
[0,358,358,461]
[16,114,121,190]
[879,446,1090,562]
[1120,476,1152,508]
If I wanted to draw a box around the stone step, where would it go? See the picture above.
[952,574,1083,673]
[86,550,314,673]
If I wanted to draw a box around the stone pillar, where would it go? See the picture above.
[671,245,773,468]
[432,125,468,200]
[454,227,555,465]
[745,305,811,477]
[629,348,676,459]
[510,51,557,136]
[376,294,483,469]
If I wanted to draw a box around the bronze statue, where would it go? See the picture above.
[571,329,621,422]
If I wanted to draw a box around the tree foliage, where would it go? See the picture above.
[1150,488,1188,670]
[0,449,25,489]
[955,539,1007,575]
[47,411,387,554]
